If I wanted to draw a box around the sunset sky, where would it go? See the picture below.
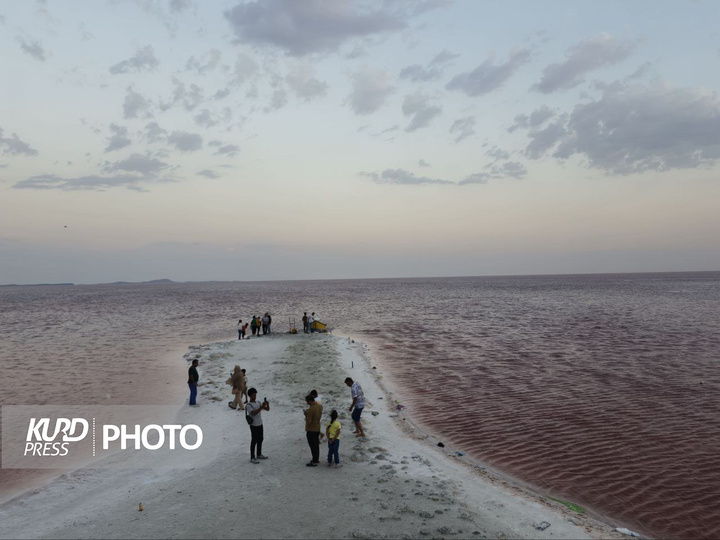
[2,0,719,284]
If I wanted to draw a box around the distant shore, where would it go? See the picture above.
[0,334,627,539]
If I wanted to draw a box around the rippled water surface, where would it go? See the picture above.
[1,273,719,538]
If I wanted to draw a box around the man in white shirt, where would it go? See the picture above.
[345,377,366,437]
[246,388,270,464]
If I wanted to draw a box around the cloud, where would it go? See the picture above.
[168,131,203,152]
[105,124,132,152]
[363,169,453,185]
[402,92,442,132]
[162,77,204,111]
[418,159,430,167]
[533,35,637,93]
[197,169,220,179]
[144,122,167,143]
[518,81,720,174]
[123,86,152,119]
[265,88,288,112]
[185,49,223,75]
[446,49,530,96]
[366,125,399,139]
[449,116,475,143]
[17,37,47,61]
[224,0,405,56]
[103,154,169,175]
[508,105,556,132]
[194,109,219,127]
[232,52,260,88]
[347,67,394,115]
[363,164,525,186]
[0,127,38,156]
[12,173,172,192]
[170,0,193,13]
[214,144,240,157]
[524,120,567,159]
[285,64,328,101]
[485,146,510,161]
[399,48,459,82]
[109,45,159,75]
[78,22,94,41]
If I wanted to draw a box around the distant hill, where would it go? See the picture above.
[108,279,176,285]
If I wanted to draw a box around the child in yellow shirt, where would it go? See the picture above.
[326,409,341,467]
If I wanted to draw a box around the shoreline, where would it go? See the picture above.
[0,333,630,539]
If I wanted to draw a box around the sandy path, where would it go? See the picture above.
[0,334,625,539]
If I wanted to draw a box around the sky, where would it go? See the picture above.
[1,0,719,284]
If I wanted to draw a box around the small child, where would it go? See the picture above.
[326,409,341,467]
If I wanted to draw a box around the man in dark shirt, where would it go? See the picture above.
[188,359,199,406]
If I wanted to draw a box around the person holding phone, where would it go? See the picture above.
[246,388,270,464]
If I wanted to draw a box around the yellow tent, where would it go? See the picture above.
[311,320,328,332]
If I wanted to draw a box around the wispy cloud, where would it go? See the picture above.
[533,34,637,93]
[402,92,442,132]
[0,127,38,156]
[449,116,475,143]
[13,173,173,192]
[105,124,131,152]
[224,0,406,56]
[109,45,159,75]
[17,37,47,61]
[446,49,530,96]
[362,163,525,186]
[168,131,203,152]
[517,81,720,174]
[197,169,220,179]
[347,67,394,115]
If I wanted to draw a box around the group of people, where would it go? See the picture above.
[301,312,317,333]
[187,361,367,466]
[246,378,366,467]
[237,313,273,339]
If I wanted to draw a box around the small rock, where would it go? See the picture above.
[437,442,445,448]
[534,521,551,531]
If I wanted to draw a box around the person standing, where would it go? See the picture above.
[326,409,341,467]
[308,312,314,333]
[237,319,243,340]
[261,313,269,335]
[228,365,246,410]
[250,316,258,336]
[345,377,366,437]
[242,322,248,339]
[302,312,309,333]
[304,394,323,466]
[188,359,199,406]
[267,313,272,334]
[246,388,270,464]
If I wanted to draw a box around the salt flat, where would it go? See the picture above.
[0,333,623,539]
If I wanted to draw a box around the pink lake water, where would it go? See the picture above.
[1,272,719,539]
